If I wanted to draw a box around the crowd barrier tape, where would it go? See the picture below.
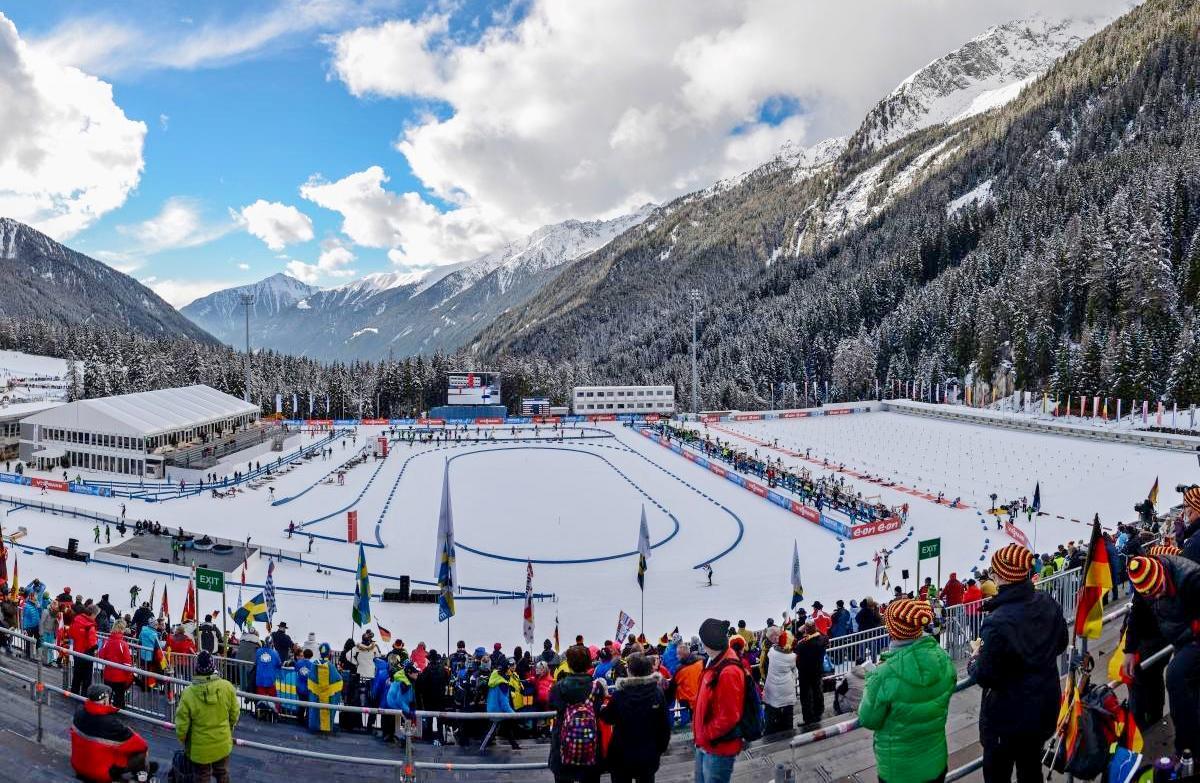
[638,428,901,540]
[699,405,873,424]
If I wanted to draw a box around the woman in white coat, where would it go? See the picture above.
[761,626,798,735]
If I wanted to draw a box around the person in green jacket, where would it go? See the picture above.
[858,598,957,783]
[175,651,239,782]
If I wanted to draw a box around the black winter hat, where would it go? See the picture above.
[698,618,729,652]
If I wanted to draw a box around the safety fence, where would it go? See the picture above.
[0,628,555,777]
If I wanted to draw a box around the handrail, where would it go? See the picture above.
[7,629,552,721]
[0,660,550,772]
[789,601,1134,750]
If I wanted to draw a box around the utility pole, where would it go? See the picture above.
[240,293,255,403]
[689,289,702,416]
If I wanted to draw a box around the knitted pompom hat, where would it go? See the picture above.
[1127,556,1166,597]
[991,543,1034,582]
[883,598,934,641]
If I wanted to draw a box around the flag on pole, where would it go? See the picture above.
[1031,483,1041,513]
[636,505,651,590]
[376,624,392,644]
[1074,515,1112,639]
[615,611,637,643]
[553,611,560,652]
[791,540,804,608]
[1055,668,1084,766]
[264,559,277,622]
[434,459,457,622]
[231,592,269,627]
[352,543,371,627]
[1148,477,1159,508]
[522,560,535,647]
[149,580,157,618]
[238,564,245,604]
[160,583,170,625]
[0,520,8,588]
[9,554,17,601]
[181,565,197,625]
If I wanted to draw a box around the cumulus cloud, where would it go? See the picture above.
[238,199,314,250]
[0,13,146,240]
[324,0,1136,264]
[299,166,509,266]
[285,237,357,283]
[141,276,235,309]
[118,197,235,254]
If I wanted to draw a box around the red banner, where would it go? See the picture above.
[699,415,720,423]
[1003,520,1030,548]
[532,416,562,424]
[30,478,68,492]
[779,411,811,419]
[826,409,852,416]
[473,417,505,425]
[361,418,388,425]
[745,480,768,498]
[588,414,617,422]
[416,418,445,425]
[732,413,764,421]
[306,419,334,426]
[850,515,903,539]
[707,463,727,478]
[347,511,358,543]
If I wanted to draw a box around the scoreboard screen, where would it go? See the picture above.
[447,372,500,405]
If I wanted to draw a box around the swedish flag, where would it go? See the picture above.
[352,543,371,627]
[231,591,269,628]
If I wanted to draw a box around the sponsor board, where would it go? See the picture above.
[850,515,904,539]
[416,418,446,426]
[779,411,811,419]
[1003,520,1030,548]
[69,484,113,498]
[732,413,764,421]
[819,513,853,537]
[474,417,506,425]
[30,478,68,492]
[361,418,388,425]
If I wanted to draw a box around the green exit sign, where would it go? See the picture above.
[918,538,941,560]
[196,567,225,593]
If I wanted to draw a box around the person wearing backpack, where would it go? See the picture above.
[548,644,605,783]
[858,599,956,783]
[197,614,221,655]
[600,652,671,783]
[693,618,752,783]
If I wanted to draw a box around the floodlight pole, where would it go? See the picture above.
[240,293,255,404]
[689,290,701,416]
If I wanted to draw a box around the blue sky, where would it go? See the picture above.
[0,0,1132,307]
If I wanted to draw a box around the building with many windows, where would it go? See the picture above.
[0,401,61,462]
[571,385,675,415]
[18,385,260,477]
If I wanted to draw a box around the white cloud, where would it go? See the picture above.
[159,113,170,131]
[0,13,146,240]
[142,277,235,309]
[118,197,235,254]
[237,262,251,270]
[284,237,357,284]
[325,0,1135,262]
[300,165,509,266]
[29,0,386,76]
[238,199,314,250]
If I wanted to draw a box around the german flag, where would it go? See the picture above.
[1074,516,1112,639]
[1147,477,1159,507]
[376,624,392,644]
[1055,669,1083,765]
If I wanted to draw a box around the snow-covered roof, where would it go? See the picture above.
[0,400,63,420]
[20,385,257,438]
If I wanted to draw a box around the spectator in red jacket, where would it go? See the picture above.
[69,605,99,695]
[99,620,135,709]
[939,573,965,606]
[962,579,984,614]
[70,684,154,782]
[166,624,197,657]
[694,618,746,783]
[809,602,832,636]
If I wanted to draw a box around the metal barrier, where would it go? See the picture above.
[0,628,555,778]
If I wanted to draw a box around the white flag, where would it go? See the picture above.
[434,459,458,595]
[522,560,535,647]
[636,505,651,590]
[790,541,804,609]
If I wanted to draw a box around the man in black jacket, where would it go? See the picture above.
[968,543,1068,783]
[794,621,827,728]
[600,653,671,783]
[197,614,221,655]
[270,622,294,663]
[416,651,450,743]
[1122,554,1200,756]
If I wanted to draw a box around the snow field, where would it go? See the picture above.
[2,413,1189,653]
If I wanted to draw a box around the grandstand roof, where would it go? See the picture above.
[20,385,258,438]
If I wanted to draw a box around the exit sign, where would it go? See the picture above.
[918,538,941,560]
[196,567,225,593]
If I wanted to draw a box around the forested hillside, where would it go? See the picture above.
[483,0,1200,410]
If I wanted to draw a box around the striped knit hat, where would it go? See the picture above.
[1128,556,1167,597]
[1184,485,1200,514]
[991,543,1035,582]
[1146,543,1181,557]
[883,598,934,641]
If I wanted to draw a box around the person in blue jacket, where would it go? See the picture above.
[293,649,315,723]
[20,592,41,659]
[136,622,159,666]
[382,660,417,743]
[254,639,282,698]
[485,658,521,750]
[370,656,391,707]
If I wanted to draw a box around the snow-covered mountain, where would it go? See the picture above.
[850,14,1114,156]
[182,206,654,360]
[181,273,319,346]
[0,217,217,343]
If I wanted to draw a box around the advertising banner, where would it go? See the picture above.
[1003,520,1030,548]
[850,516,903,539]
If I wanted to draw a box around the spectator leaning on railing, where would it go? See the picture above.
[175,650,239,783]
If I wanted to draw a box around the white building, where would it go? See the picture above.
[19,385,260,477]
[571,385,675,415]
